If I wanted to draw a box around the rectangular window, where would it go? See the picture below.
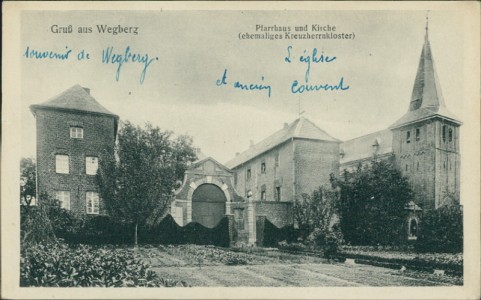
[415,128,420,141]
[86,191,100,214]
[70,127,84,139]
[261,162,266,174]
[55,190,70,210]
[261,190,266,201]
[55,154,69,174]
[85,156,99,175]
[406,131,411,143]
[276,187,281,202]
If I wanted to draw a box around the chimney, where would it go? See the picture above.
[283,122,289,129]
[249,140,255,148]
[83,87,90,94]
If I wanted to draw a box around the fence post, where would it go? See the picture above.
[226,214,236,247]
[256,215,266,247]
[247,199,256,245]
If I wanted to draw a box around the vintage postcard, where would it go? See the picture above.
[2,1,480,299]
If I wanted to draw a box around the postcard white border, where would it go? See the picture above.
[2,1,480,299]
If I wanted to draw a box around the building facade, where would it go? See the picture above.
[30,84,118,215]
[225,117,341,206]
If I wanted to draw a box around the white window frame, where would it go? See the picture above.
[70,127,84,139]
[85,156,99,175]
[86,191,100,214]
[55,154,69,174]
[55,190,70,210]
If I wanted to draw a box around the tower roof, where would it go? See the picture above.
[225,116,340,169]
[390,24,461,129]
[30,84,119,119]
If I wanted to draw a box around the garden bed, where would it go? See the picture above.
[339,246,463,276]
[20,243,189,287]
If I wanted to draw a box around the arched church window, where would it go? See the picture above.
[448,128,453,142]
[406,131,411,143]
[442,125,447,142]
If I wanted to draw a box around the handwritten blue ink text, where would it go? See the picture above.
[285,46,337,82]
[101,46,158,84]
[23,46,72,60]
[291,77,350,94]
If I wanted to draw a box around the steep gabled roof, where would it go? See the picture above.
[340,129,393,165]
[30,84,118,119]
[225,117,340,169]
[390,26,461,129]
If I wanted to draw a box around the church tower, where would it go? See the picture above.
[390,21,462,210]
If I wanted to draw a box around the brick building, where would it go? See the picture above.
[30,84,118,215]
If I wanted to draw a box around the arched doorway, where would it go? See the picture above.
[192,184,227,228]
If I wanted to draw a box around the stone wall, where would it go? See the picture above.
[294,139,340,199]
[254,201,293,228]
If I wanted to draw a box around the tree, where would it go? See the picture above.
[293,176,344,256]
[97,121,197,246]
[415,204,463,253]
[20,157,36,207]
[338,158,413,245]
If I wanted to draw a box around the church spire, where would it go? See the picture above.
[408,13,446,111]
[390,17,461,129]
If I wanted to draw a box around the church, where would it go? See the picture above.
[30,24,460,245]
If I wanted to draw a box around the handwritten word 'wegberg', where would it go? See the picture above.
[101,46,158,84]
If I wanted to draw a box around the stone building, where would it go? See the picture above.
[30,84,118,215]
[225,117,341,227]
[340,26,461,212]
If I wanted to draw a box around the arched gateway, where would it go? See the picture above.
[192,184,227,228]
[171,156,242,228]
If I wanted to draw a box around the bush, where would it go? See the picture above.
[21,205,56,246]
[415,205,463,253]
[20,243,188,287]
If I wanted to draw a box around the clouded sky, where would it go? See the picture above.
[21,8,466,164]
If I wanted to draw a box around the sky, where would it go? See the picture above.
[20,9,466,164]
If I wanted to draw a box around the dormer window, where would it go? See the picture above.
[406,131,411,144]
[70,126,84,139]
